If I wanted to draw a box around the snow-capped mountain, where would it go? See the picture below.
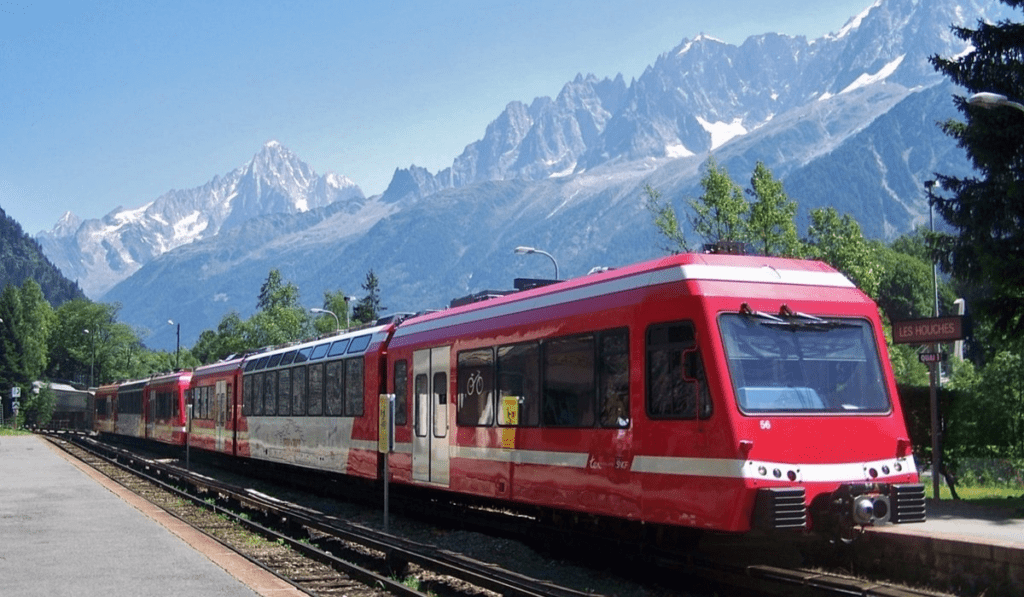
[44,0,1012,351]
[36,141,364,297]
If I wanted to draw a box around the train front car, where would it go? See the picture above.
[680,254,926,537]
[146,371,192,446]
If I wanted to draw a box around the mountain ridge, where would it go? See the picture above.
[36,0,1010,350]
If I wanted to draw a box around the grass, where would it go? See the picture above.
[0,426,30,436]
[925,480,1024,516]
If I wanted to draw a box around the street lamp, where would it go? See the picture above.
[167,320,180,370]
[345,296,356,330]
[310,308,340,333]
[514,246,559,280]
[967,92,1024,114]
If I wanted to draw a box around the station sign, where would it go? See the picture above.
[918,352,947,363]
[893,316,966,345]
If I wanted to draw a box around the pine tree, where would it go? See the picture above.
[929,1,1024,342]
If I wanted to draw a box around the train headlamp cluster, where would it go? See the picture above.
[852,494,891,525]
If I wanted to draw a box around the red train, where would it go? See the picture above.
[93,252,926,536]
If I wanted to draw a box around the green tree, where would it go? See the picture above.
[642,184,690,253]
[18,280,53,381]
[803,207,880,298]
[247,269,308,347]
[745,161,800,257]
[20,383,56,427]
[352,270,384,324]
[929,1,1024,344]
[46,299,128,386]
[946,351,1024,462]
[689,157,748,246]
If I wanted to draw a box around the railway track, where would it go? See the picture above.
[44,433,953,597]
[43,433,619,597]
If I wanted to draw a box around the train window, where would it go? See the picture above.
[646,321,710,419]
[328,339,350,357]
[295,347,312,363]
[268,354,283,369]
[325,361,344,416]
[255,356,270,371]
[457,349,494,426]
[252,373,265,416]
[719,314,889,414]
[497,342,540,427]
[414,374,428,438]
[433,372,448,438]
[345,359,363,416]
[394,360,408,426]
[242,376,253,416]
[543,335,596,427]
[348,335,371,354]
[599,329,630,428]
[280,350,298,366]
[308,363,324,416]
[264,371,278,416]
[278,369,292,416]
[310,343,330,360]
[245,359,259,372]
[291,365,307,415]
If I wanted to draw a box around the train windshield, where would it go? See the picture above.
[719,311,891,414]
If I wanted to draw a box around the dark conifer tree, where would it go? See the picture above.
[929,0,1024,343]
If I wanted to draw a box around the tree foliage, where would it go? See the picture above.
[352,270,384,325]
[803,207,881,298]
[688,157,748,246]
[746,162,800,257]
[929,1,1024,343]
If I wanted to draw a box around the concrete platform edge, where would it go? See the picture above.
[42,437,306,597]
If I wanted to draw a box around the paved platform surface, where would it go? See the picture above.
[0,434,303,597]
[882,497,1024,546]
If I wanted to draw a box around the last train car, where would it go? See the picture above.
[383,252,925,535]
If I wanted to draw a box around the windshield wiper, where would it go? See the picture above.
[739,303,858,331]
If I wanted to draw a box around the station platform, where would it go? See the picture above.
[0,434,303,597]
[855,494,1023,596]
[2,433,1020,596]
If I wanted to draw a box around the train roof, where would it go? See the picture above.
[239,323,392,374]
[391,252,858,341]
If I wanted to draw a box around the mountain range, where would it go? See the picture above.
[33,0,1009,351]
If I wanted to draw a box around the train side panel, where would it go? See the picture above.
[189,359,244,456]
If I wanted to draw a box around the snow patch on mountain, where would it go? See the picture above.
[841,54,906,94]
[697,116,748,149]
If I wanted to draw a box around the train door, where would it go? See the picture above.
[215,379,228,452]
[412,346,451,486]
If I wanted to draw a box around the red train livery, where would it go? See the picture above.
[93,252,925,536]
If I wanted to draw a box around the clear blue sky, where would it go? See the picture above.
[1,0,874,235]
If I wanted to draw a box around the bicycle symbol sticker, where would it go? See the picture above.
[466,370,484,397]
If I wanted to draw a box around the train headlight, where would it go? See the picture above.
[851,494,891,525]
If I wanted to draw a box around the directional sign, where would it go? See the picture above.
[893,316,966,345]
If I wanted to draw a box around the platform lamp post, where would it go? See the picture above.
[167,320,180,370]
[345,296,356,330]
[514,246,559,280]
[83,328,95,389]
[924,180,943,501]
[310,308,340,333]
